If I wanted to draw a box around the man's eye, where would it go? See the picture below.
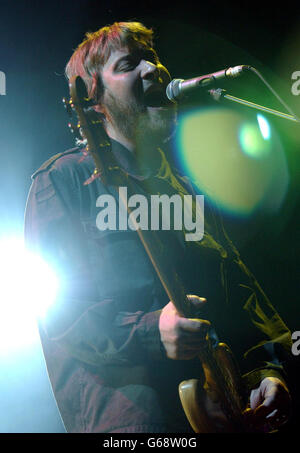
[118,60,136,71]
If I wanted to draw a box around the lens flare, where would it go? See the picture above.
[239,116,271,159]
[257,114,271,140]
[174,107,289,216]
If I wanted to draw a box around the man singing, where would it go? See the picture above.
[24,21,292,433]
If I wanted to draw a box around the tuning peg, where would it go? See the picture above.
[83,98,96,108]
[67,122,82,140]
[62,97,73,117]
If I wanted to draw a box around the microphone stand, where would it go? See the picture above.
[208,88,300,123]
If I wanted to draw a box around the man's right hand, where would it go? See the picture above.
[159,295,211,360]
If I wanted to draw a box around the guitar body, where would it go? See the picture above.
[179,342,246,433]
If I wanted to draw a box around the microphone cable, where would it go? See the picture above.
[243,66,300,124]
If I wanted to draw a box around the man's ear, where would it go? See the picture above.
[90,72,105,114]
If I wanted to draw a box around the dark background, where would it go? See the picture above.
[0,0,299,433]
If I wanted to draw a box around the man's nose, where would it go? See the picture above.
[140,60,160,81]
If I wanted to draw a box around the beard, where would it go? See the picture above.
[102,89,177,149]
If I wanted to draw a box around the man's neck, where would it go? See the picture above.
[107,132,165,179]
[104,120,172,177]
[105,124,136,154]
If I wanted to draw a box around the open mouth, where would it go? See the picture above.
[144,88,170,107]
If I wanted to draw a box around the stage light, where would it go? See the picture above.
[0,237,58,354]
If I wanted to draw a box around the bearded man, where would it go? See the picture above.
[24,21,292,433]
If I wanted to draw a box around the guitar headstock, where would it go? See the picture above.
[62,95,83,143]
[63,75,108,185]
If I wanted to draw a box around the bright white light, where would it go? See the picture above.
[257,114,271,140]
[0,237,58,355]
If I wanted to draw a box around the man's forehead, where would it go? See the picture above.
[103,45,159,68]
[104,47,131,65]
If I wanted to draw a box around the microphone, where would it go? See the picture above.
[166,65,250,102]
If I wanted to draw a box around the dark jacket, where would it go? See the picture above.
[24,139,292,433]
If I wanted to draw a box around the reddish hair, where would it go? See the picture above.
[65,21,156,104]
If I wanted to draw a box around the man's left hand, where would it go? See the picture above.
[245,377,291,432]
